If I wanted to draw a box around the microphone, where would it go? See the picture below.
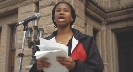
[16,13,41,26]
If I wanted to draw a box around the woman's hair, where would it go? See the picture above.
[52,2,76,27]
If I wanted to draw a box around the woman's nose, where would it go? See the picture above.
[59,10,64,15]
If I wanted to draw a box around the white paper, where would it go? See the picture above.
[35,38,69,72]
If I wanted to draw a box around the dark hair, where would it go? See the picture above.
[52,2,76,27]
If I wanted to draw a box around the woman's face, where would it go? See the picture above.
[54,3,73,28]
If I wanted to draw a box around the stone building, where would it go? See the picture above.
[0,0,133,72]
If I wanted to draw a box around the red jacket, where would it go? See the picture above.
[29,28,104,72]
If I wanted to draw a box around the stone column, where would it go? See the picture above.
[112,32,119,72]
[14,3,38,72]
[0,25,11,72]
[106,30,113,72]
[96,31,102,55]
[101,21,108,72]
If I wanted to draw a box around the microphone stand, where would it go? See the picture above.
[16,14,42,72]
[29,19,40,65]
[18,22,28,72]
[30,26,38,64]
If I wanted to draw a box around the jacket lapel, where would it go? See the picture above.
[71,36,78,53]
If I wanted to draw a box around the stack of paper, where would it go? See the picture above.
[35,38,69,72]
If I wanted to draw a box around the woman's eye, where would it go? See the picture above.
[64,10,69,12]
[56,10,60,12]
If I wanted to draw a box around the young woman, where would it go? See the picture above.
[29,2,104,72]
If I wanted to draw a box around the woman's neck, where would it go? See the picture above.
[56,27,73,36]
[56,26,73,45]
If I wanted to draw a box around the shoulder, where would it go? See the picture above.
[72,28,93,42]
[44,31,57,40]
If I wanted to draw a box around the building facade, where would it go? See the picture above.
[0,0,133,72]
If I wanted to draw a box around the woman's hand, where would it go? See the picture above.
[37,58,51,71]
[56,56,75,70]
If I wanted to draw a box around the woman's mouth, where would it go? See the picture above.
[58,16,65,22]
[58,19,65,21]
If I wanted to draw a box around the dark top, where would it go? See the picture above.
[29,28,104,72]
[67,37,72,56]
